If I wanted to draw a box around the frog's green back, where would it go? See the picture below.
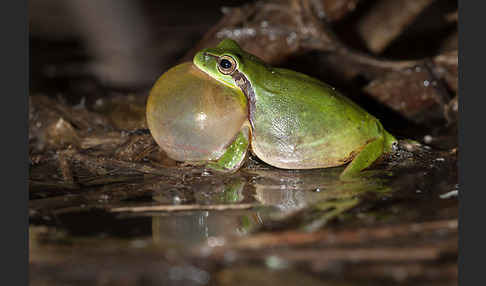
[247,66,387,169]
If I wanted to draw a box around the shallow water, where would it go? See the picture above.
[30,150,458,286]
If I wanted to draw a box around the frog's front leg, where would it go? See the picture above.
[206,124,251,173]
[339,136,385,180]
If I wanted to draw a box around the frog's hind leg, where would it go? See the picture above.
[339,136,384,180]
[206,125,250,173]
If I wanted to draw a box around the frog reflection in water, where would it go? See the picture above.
[147,39,398,179]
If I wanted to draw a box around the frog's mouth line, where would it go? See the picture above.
[232,71,256,131]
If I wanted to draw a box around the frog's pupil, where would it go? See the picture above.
[220,59,232,69]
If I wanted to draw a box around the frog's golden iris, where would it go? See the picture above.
[217,56,237,75]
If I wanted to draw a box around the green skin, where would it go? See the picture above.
[194,39,397,179]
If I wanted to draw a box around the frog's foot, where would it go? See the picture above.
[206,126,250,173]
[339,136,385,180]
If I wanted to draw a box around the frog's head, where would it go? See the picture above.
[193,38,264,89]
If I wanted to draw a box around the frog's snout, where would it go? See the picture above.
[194,50,211,66]
[193,51,203,65]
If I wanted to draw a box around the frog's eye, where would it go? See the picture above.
[217,55,237,75]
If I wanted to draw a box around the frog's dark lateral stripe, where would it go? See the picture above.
[232,71,256,130]
[202,52,257,129]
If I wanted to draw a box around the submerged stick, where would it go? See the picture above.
[232,219,458,249]
[110,203,259,213]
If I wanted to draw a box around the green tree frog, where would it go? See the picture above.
[147,39,398,179]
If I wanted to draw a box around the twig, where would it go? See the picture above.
[259,245,453,262]
[110,203,259,213]
[334,46,421,71]
[232,219,457,249]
